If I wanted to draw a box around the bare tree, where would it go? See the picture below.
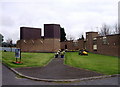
[6,38,12,44]
[113,24,120,34]
[0,34,4,46]
[6,38,13,51]
[118,25,120,34]
[78,33,84,40]
[98,24,111,36]
[67,34,75,41]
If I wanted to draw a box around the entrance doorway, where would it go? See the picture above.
[65,45,67,49]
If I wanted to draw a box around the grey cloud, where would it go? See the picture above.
[1,16,15,27]
[0,0,118,43]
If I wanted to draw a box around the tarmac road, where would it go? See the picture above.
[2,64,119,86]
[15,58,104,79]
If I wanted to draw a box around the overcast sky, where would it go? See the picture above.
[0,0,119,43]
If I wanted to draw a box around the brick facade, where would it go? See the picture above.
[17,24,61,52]
[44,24,60,38]
[17,24,119,57]
[17,38,60,52]
[20,27,41,40]
[95,34,120,57]
[85,32,120,57]
[86,32,99,52]
[60,39,84,50]
[61,32,119,57]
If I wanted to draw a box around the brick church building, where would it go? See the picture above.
[17,24,60,52]
[17,24,120,57]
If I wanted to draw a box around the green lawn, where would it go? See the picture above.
[2,51,119,75]
[2,52,54,68]
[64,52,119,75]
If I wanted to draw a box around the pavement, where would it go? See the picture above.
[14,58,104,80]
[2,62,119,86]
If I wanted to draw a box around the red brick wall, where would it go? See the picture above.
[60,39,84,50]
[85,32,119,57]
[17,38,60,52]
[86,32,99,52]
[96,34,119,57]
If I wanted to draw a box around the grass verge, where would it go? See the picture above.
[64,52,119,75]
[2,52,54,68]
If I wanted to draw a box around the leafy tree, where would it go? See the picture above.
[60,27,66,42]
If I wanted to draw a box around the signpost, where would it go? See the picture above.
[13,48,22,64]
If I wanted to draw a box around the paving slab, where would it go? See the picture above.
[15,58,104,79]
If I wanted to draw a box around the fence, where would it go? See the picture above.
[0,47,17,52]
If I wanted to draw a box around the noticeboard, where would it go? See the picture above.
[15,49,21,58]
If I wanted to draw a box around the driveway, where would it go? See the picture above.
[15,58,103,79]
[2,63,119,85]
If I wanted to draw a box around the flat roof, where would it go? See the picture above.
[44,24,60,26]
[20,27,41,30]
[86,31,98,33]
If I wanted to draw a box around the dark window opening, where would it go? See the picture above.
[65,45,67,49]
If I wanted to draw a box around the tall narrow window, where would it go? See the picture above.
[102,37,108,45]
[93,38,97,50]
